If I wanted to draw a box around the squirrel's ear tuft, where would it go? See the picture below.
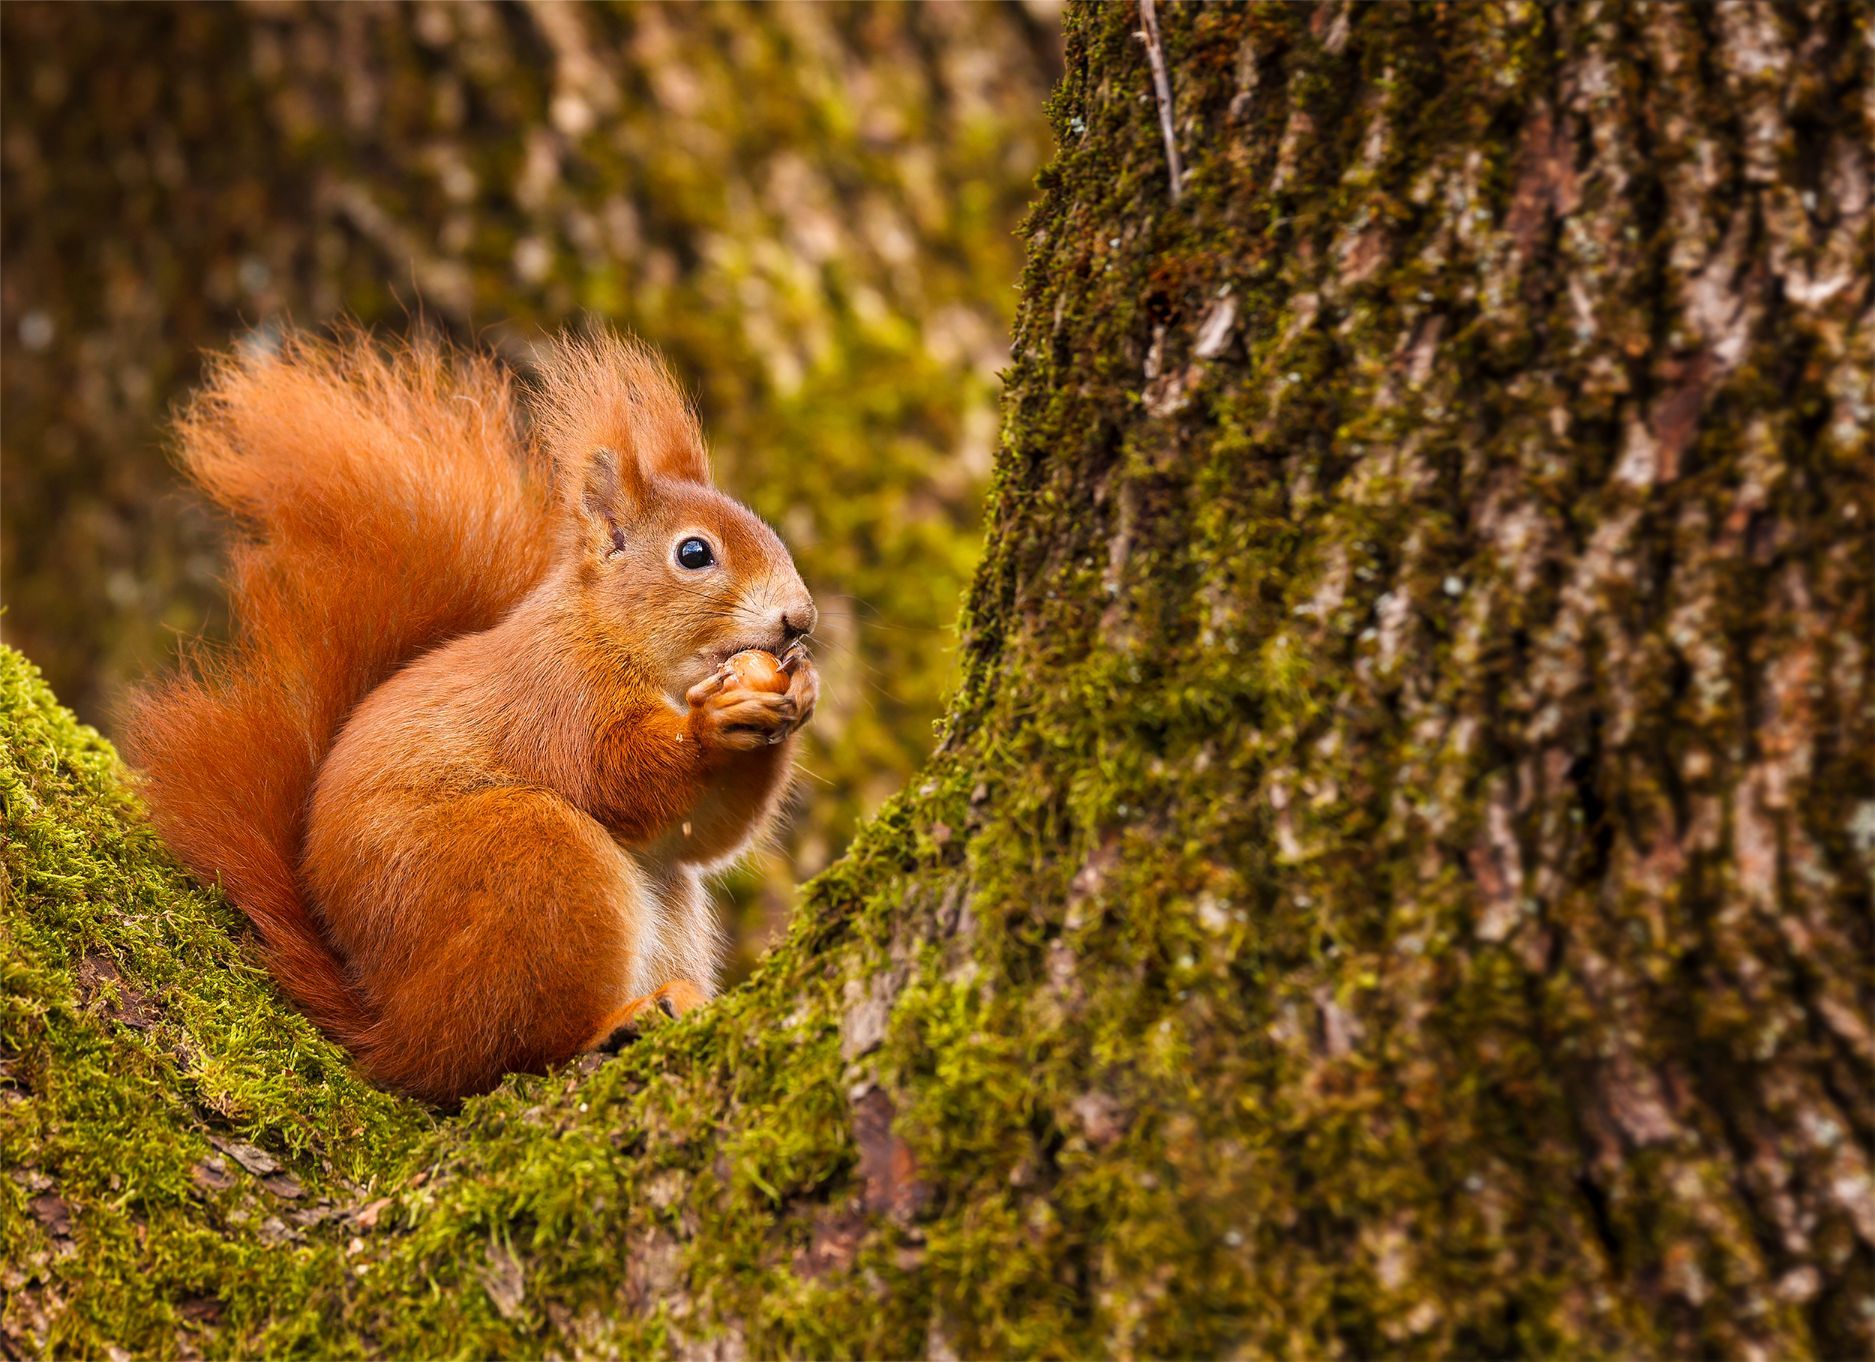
[535,330,713,494]
[644,433,712,486]
[577,445,646,543]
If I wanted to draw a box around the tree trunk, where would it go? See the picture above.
[4,2,1870,1358]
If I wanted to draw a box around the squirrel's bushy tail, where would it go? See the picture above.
[124,330,558,1051]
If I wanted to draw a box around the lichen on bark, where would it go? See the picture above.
[5,1,1873,1358]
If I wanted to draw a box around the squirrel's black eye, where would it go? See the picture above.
[675,537,715,570]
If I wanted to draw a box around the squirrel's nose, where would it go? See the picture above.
[778,600,817,645]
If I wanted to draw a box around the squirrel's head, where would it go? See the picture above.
[536,334,816,700]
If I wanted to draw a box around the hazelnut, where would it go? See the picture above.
[724,649,789,693]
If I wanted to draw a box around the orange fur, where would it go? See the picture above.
[126,329,817,1101]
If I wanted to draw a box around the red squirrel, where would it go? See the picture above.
[125,329,818,1102]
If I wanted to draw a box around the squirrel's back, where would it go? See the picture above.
[124,330,558,1048]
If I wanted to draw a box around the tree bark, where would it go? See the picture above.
[3,2,1871,1358]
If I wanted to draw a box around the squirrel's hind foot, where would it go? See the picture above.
[585,978,710,1053]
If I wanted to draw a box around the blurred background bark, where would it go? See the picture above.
[0,0,1061,976]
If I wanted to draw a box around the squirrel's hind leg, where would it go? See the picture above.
[349,787,649,1101]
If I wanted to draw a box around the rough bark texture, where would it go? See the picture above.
[5,2,1873,1358]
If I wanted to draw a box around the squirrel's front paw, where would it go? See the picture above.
[687,667,803,752]
[780,644,818,729]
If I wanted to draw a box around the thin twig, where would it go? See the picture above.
[1139,0,1184,204]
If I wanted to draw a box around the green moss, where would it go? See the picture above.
[5,639,930,1357]
[1,645,427,1356]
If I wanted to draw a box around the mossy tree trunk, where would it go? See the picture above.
[5,2,1872,1357]
[899,1,1872,1351]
